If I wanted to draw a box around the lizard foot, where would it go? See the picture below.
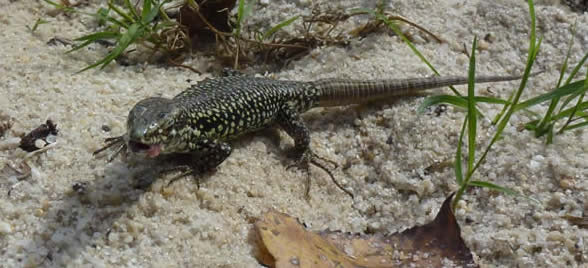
[160,152,223,189]
[286,150,353,199]
[163,166,202,189]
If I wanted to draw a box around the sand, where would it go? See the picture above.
[0,0,586,267]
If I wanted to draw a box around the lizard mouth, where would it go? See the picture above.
[128,141,163,158]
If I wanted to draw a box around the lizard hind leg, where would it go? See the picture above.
[278,106,353,199]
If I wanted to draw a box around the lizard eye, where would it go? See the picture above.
[158,112,167,119]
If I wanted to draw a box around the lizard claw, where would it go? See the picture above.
[165,168,201,189]
[160,164,211,189]
[287,149,353,199]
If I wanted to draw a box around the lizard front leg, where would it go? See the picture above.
[165,139,232,186]
[277,104,353,198]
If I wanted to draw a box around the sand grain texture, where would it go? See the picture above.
[0,0,586,267]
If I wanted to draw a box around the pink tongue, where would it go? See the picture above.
[146,144,162,158]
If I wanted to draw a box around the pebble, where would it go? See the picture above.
[0,137,20,150]
[34,139,46,149]
[559,179,574,189]
[0,221,11,234]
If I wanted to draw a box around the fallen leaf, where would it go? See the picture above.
[562,215,588,228]
[254,193,477,267]
[179,0,236,39]
[19,119,58,152]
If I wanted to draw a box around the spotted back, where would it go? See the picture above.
[172,76,310,141]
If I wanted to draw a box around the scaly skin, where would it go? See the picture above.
[95,71,528,197]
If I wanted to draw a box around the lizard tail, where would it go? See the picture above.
[312,74,529,107]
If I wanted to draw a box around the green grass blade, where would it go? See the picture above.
[556,20,577,88]
[419,95,468,112]
[73,31,121,42]
[96,7,110,26]
[463,0,541,193]
[558,75,588,133]
[466,37,478,175]
[143,0,169,24]
[524,119,540,131]
[553,101,588,120]
[469,180,540,204]
[108,0,134,25]
[348,8,372,14]
[76,23,142,73]
[99,23,142,69]
[103,14,128,29]
[559,89,587,111]
[515,80,587,111]
[550,102,588,121]
[373,11,467,100]
[534,21,578,138]
[42,0,75,12]
[29,18,49,32]
[141,0,152,20]
[234,0,253,36]
[67,40,95,55]
[263,15,299,40]
[472,96,510,105]
[67,32,121,53]
[235,0,244,35]
[563,48,588,86]
[376,15,437,72]
[67,39,94,54]
[454,118,467,186]
[546,124,554,144]
[558,50,588,110]
[124,0,140,20]
[452,37,479,208]
[418,95,508,114]
[561,120,588,131]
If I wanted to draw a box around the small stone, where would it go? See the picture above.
[559,179,574,189]
[546,231,564,242]
[477,39,489,50]
[34,139,47,149]
[455,199,467,210]
[0,221,12,234]
[46,134,57,144]
[529,160,541,170]
[34,208,45,217]
[484,32,496,43]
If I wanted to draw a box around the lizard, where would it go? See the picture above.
[94,70,532,198]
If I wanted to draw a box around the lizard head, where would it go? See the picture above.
[125,97,182,157]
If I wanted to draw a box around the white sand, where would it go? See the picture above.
[0,0,586,267]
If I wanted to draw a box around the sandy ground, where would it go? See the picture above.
[0,0,587,267]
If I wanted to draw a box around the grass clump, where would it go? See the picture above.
[67,0,183,73]
[416,0,586,208]
[42,0,443,72]
[522,21,588,143]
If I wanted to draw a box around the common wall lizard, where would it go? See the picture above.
[95,71,529,197]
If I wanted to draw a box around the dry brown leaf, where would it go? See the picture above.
[254,194,477,268]
[19,120,58,152]
[563,215,588,228]
[179,0,236,38]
